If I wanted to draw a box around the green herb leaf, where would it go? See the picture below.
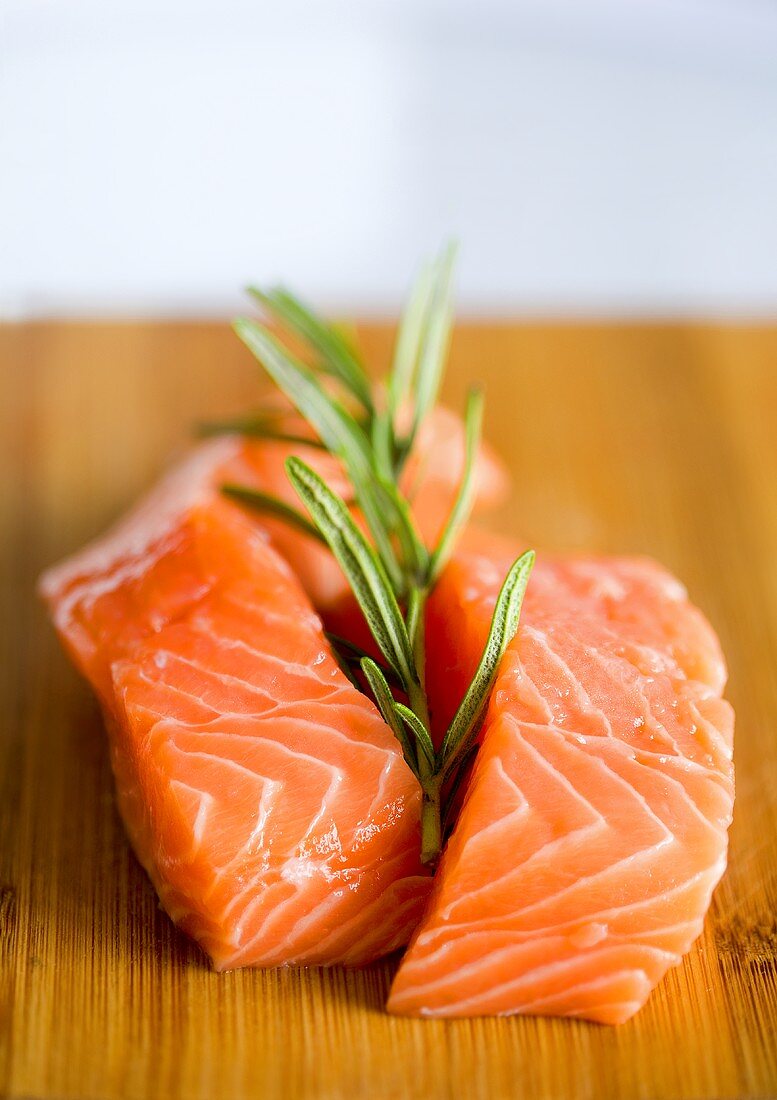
[200,416,326,450]
[286,457,416,686]
[234,320,369,458]
[393,702,436,772]
[388,260,434,419]
[371,406,395,483]
[360,658,419,778]
[248,286,373,411]
[198,411,280,435]
[405,242,457,455]
[375,476,429,583]
[428,386,483,583]
[405,586,424,652]
[440,549,535,774]
[220,483,327,544]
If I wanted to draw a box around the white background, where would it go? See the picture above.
[2,0,777,317]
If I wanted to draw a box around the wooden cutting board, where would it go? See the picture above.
[1,321,775,1100]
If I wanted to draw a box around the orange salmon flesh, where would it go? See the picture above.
[388,533,734,1023]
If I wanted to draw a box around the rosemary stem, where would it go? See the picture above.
[420,784,443,866]
[406,587,442,863]
[410,587,428,696]
[406,675,432,748]
[406,588,433,761]
[406,637,441,865]
[232,248,534,872]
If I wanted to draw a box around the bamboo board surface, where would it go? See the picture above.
[1,321,776,1100]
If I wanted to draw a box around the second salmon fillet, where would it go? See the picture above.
[389,534,735,1023]
[40,440,431,968]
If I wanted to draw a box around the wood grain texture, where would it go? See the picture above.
[1,321,776,1100]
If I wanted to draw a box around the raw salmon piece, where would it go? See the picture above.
[40,441,430,968]
[388,536,734,1024]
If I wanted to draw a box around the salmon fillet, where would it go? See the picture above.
[40,439,430,968]
[388,534,735,1023]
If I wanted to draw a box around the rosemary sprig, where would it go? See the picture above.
[222,245,534,865]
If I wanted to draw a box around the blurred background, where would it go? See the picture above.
[3,0,777,318]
